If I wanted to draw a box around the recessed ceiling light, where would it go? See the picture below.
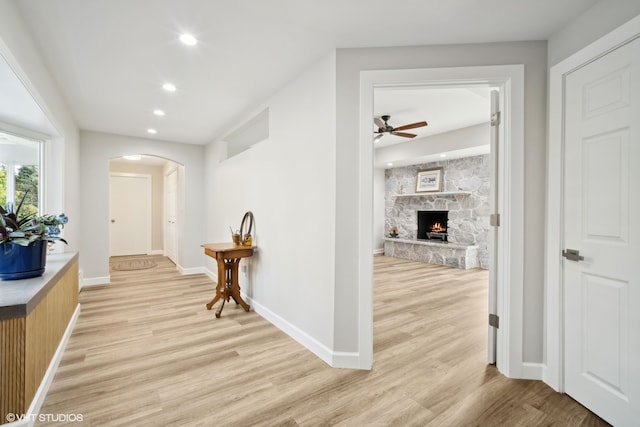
[147,128,157,134]
[387,163,393,167]
[123,155,141,161]
[153,109,166,116]
[440,154,447,158]
[162,83,176,92]
[179,33,197,46]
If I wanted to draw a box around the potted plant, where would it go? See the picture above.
[0,193,68,280]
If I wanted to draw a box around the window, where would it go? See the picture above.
[0,132,43,216]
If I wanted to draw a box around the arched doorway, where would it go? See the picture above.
[109,154,183,265]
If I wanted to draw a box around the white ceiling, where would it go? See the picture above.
[373,86,492,148]
[9,0,598,146]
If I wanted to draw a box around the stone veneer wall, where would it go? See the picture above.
[385,154,491,269]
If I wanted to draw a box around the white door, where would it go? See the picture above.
[109,173,151,256]
[487,89,500,364]
[165,169,178,264]
[564,37,640,426]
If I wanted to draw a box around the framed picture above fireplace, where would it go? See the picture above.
[416,168,443,192]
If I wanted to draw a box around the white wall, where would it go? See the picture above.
[79,131,205,282]
[335,41,548,364]
[375,123,489,167]
[547,0,640,66]
[205,52,337,361]
[0,1,80,252]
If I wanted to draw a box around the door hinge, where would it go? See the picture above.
[490,213,500,227]
[489,313,499,328]
[491,111,501,127]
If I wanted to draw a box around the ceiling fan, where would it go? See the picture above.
[373,115,428,142]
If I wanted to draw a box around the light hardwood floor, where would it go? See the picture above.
[36,255,608,426]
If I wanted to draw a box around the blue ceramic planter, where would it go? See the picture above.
[0,240,47,280]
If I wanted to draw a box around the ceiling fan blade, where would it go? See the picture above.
[374,117,385,128]
[394,121,428,131]
[391,131,417,138]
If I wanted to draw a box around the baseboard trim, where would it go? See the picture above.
[204,267,216,282]
[373,248,384,255]
[520,362,544,380]
[246,297,362,369]
[247,297,334,366]
[80,275,110,289]
[178,265,207,275]
[331,351,362,369]
[5,305,82,427]
[148,249,164,255]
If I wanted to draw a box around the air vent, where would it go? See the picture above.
[225,108,269,158]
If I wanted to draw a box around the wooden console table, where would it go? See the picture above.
[201,243,254,318]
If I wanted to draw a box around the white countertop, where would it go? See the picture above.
[0,252,78,319]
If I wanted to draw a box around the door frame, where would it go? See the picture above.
[545,14,640,391]
[163,166,179,264]
[109,172,152,257]
[359,64,525,377]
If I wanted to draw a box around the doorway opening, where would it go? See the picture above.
[108,154,183,267]
[372,84,496,367]
[359,65,525,377]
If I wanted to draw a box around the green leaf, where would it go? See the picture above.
[10,238,31,246]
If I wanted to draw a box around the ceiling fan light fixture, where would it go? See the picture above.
[372,114,427,140]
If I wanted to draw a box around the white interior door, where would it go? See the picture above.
[109,173,151,256]
[165,169,178,264]
[487,89,500,364]
[563,37,640,426]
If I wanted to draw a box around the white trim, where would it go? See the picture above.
[0,121,52,141]
[200,270,360,369]
[80,275,110,288]
[178,265,207,275]
[545,13,640,393]
[203,267,216,282]
[331,351,361,369]
[372,248,384,255]
[360,64,525,377]
[246,296,361,368]
[162,167,180,265]
[149,249,164,255]
[3,305,82,427]
[521,362,544,380]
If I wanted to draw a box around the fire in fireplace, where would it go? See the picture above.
[417,210,448,242]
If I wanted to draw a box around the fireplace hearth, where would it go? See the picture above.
[418,210,448,242]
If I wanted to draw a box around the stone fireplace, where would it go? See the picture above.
[383,154,491,269]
